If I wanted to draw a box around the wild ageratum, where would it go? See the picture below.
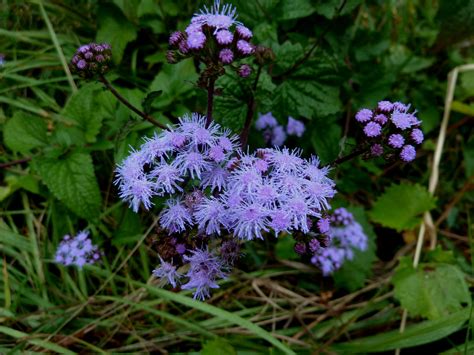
[355,100,423,162]
[54,231,101,268]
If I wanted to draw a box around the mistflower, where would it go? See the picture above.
[152,257,182,288]
[270,126,287,147]
[236,25,252,40]
[388,134,404,148]
[55,231,101,268]
[160,199,193,233]
[222,148,336,240]
[169,31,184,46]
[255,112,278,130]
[286,117,306,137]
[374,114,388,125]
[400,145,416,162]
[194,198,228,235]
[187,31,207,50]
[70,42,112,78]
[215,30,234,45]
[220,240,241,265]
[363,122,382,137]
[391,109,418,130]
[370,144,384,157]
[411,129,424,145]
[238,64,252,77]
[192,0,242,33]
[182,249,227,300]
[311,208,368,276]
[236,40,254,55]
[378,100,393,112]
[355,109,372,123]
[219,48,234,64]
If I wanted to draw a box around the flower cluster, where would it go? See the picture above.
[54,231,101,268]
[355,101,423,162]
[310,208,368,275]
[167,0,255,77]
[153,247,233,300]
[70,42,112,78]
[255,113,306,147]
[115,113,239,217]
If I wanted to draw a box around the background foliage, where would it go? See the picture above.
[0,0,473,353]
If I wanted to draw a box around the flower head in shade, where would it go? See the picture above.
[270,126,287,147]
[286,117,306,137]
[181,249,227,300]
[255,112,278,130]
[55,231,101,268]
[311,208,368,275]
[152,256,182,288]
[70,43,112,78]
[400,145,416,162]
[220,240,241,265]
[219,48,234,64]
[238,64,252,77]
[236,40,254,55]
[354,101,423,163]
[169,31,184,46]
[215,30,233,45]
[236,25,252,40]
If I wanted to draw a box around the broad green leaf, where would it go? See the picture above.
[4,112,48,153]
[0,174,39,202]
[278,0,315,20]
[96,3,137,64]
[275,234,297,260]
[60,83,112,144]
[310,119,341,164]
[393,258,471,320]
[332,309,469,352]
[333,206,377,291]
[369,183,436,231]
[34,151,102,221]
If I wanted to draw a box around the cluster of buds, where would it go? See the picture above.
[70,42,112,78]
[355,101,424,162]
[54,231,102,268]
[255,113,306,147]
[167,0,256,78]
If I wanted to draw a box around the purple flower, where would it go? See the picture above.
[179,40,189,54]
[182,249,227,300]
[363,122,382,137]
[215,30,233,45]
[388,134,405,148]
[236,40,254,55]
[194,198,228,235]
[370,144,384,157]
[77,60,87,69]
[169,31,183,46]
[373,114,388,125]
[318,217,330,234]
[255,112,278,130]
[219,48,234,64]
[377,100,393,112]
[220,240,241,265]
[294,242,307,255]
[286,117,305,137]
[192,0,242,32]
[185,23,202,35]
[187,31,206,49]
[270,125,287,146]
[55,231,101,268]
[160,199,193,233]
[236,25,252,40]
[152,256,182,288]
[411,129,424,145]
[393,101,409,111]
[176,243,187,254]
[355,109,372,123]
[201,164,230,192]
[391,110,416,130]
[238,64,252,77]
[400,145,416,162]
[232,202,269,240]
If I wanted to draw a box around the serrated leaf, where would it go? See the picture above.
[333,207,377,291]
[393,258,471,320]
[96,3,137,64]
[60,83,110,144]
[34,151,102,221]
[142,90,162,114]
[4,112,48,153]
[369,183,436,231]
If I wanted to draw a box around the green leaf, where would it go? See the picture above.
[96,3,137,64]
[4,112,48,153]
[275,234,297,260]
[369,183,436,231]
[463,135,474,178]
[201,338,237,355]
[278,0,315,20]
[332,309,469,352]
[393,258,471,320]
[310,119,341,164]
[60,83,111,144]
[34,151,102,221]
[333,207,377,291]
[142,90,162,114]
[149,59,197,109]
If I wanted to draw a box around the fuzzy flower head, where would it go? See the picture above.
[220,147,336,240]
[286,117,306,137]
[70,43,112,78]
[192,0,241,32]
[115,113,240,233]
[152,256,182,288]
[311,208,368,276]
[55,231,101,268]
[354,101,423,163]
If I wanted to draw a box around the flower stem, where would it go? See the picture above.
[206,77,216,127]
[99,75,166,129]
[240,65,263,147]
[329,147,368,166]
[0,157,32,169]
